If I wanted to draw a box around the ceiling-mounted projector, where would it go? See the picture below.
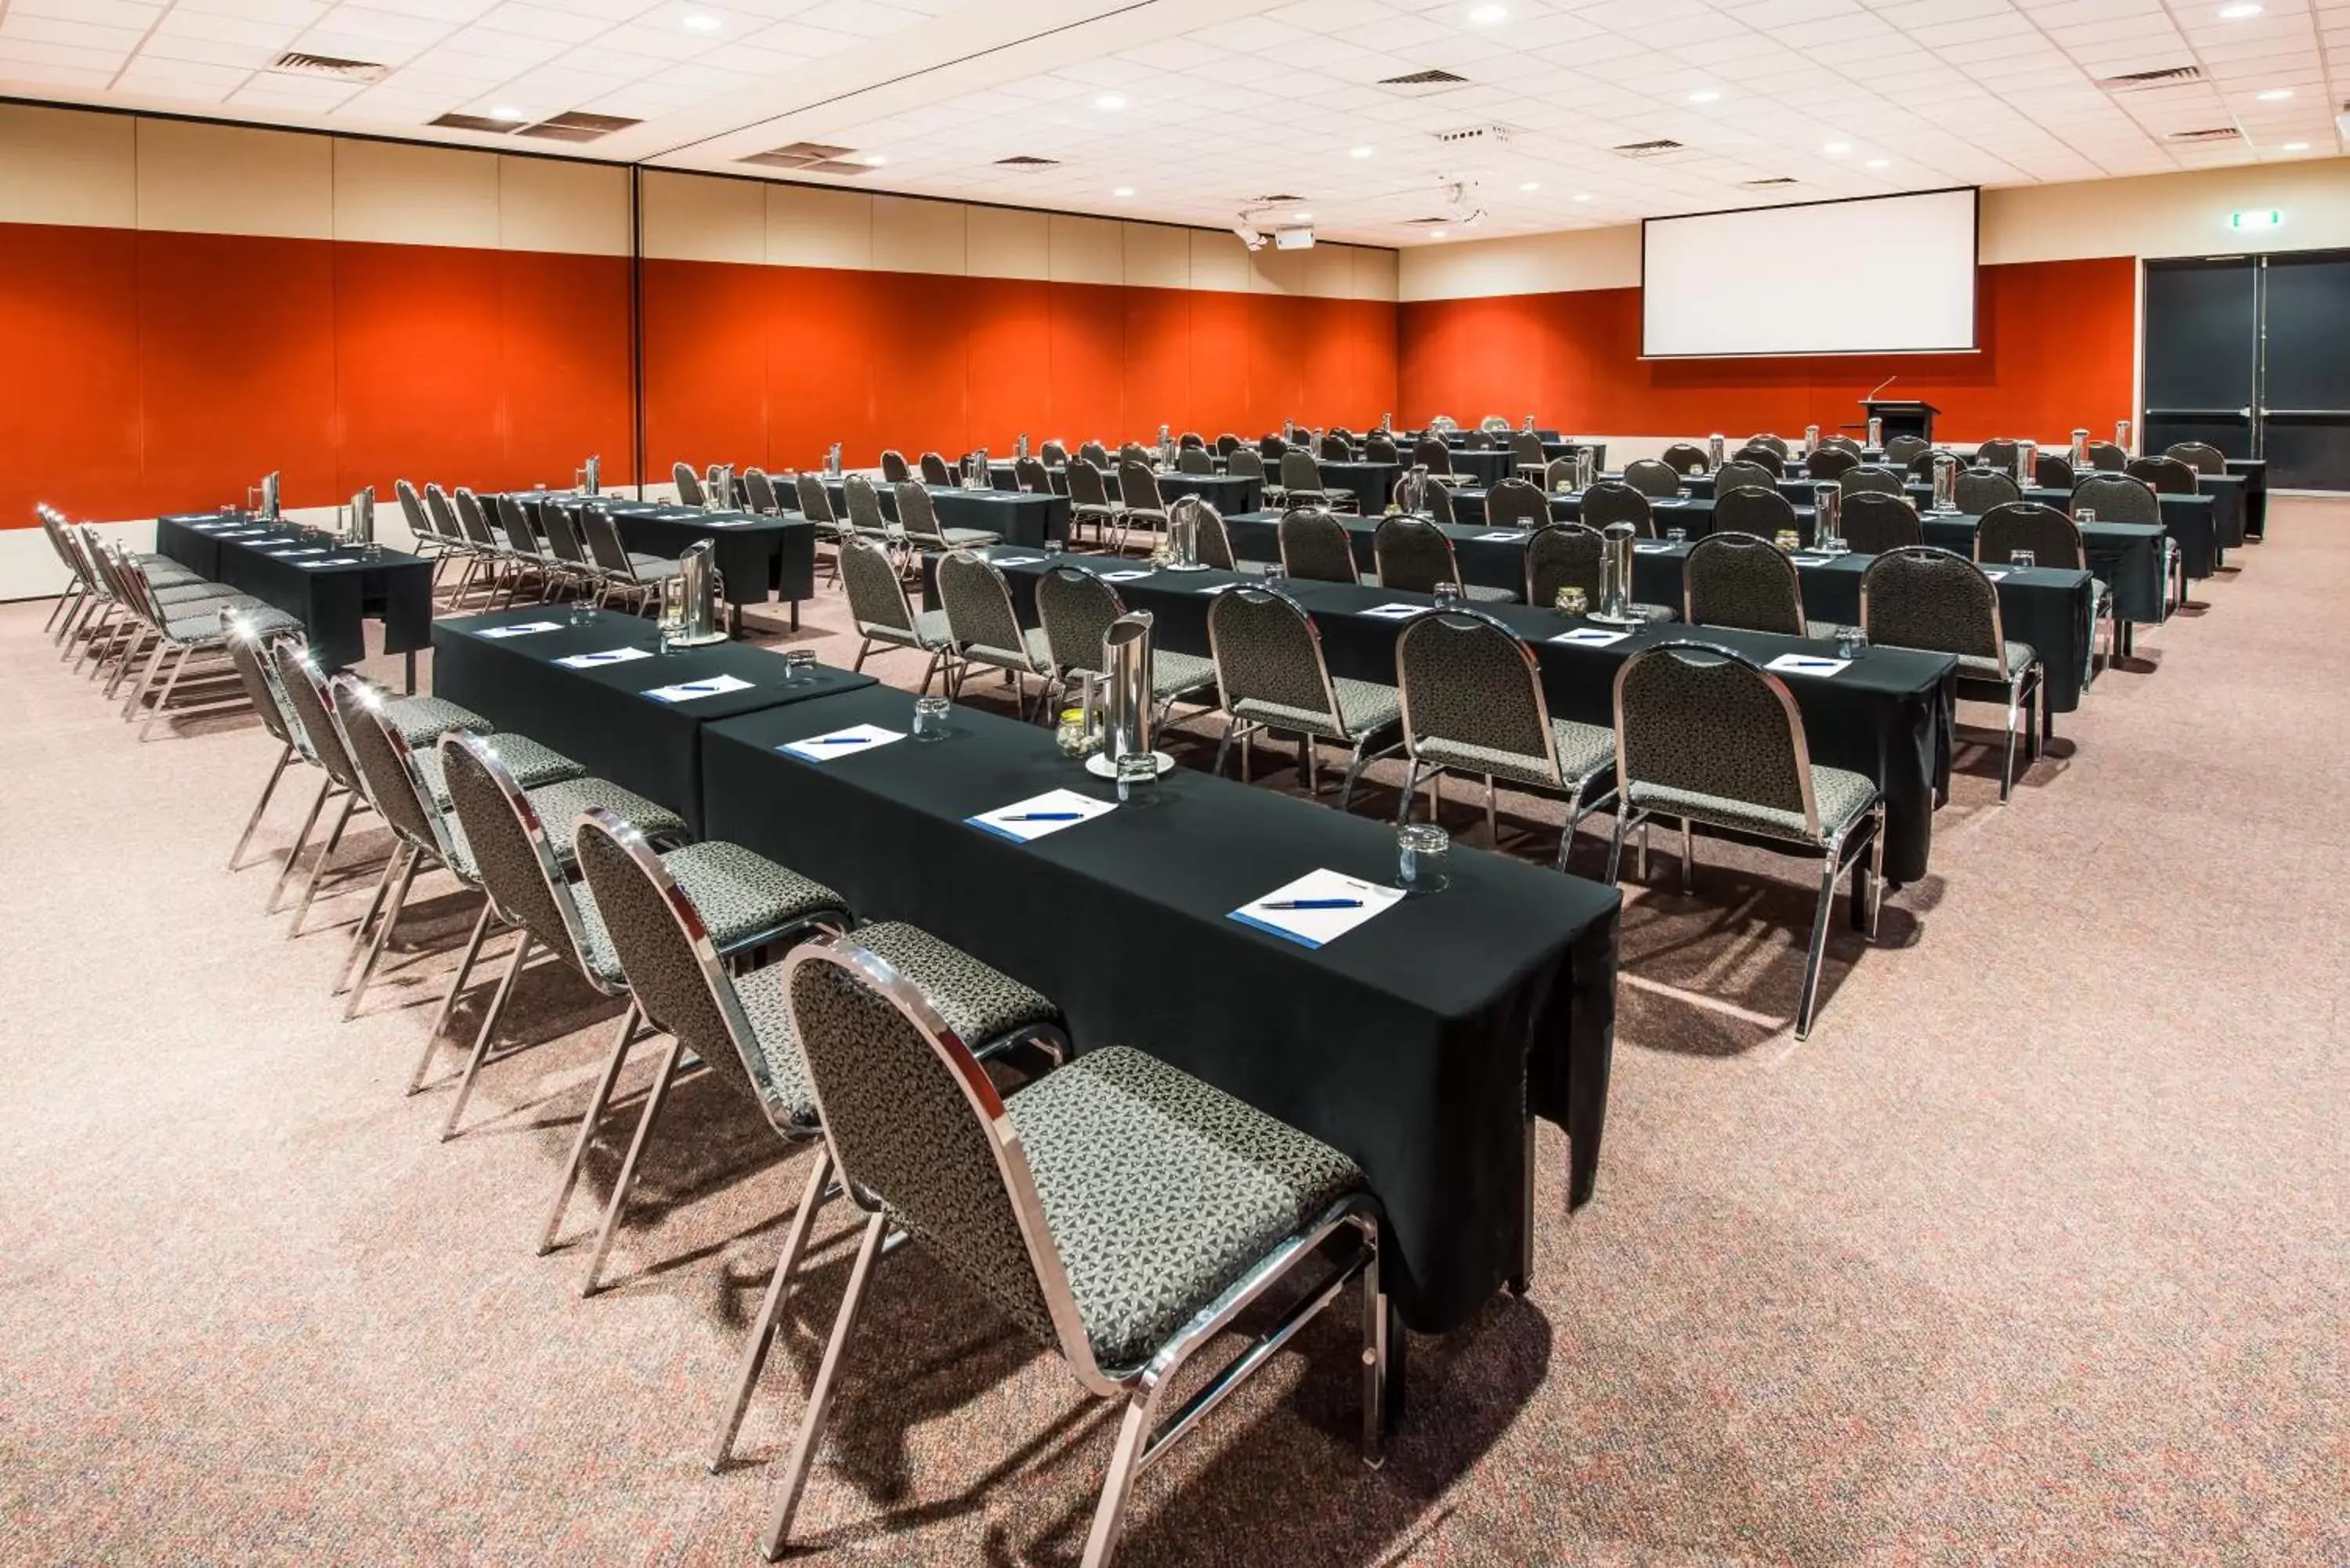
[1273,226,1315,251]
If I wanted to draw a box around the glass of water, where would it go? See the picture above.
[2009,549,2037,570]
[785,648,817,684]
[1836,625,1867,658]
[1397,822,1450,894]
[911,695,949,741]
[2075,508,2096,526]
[1044,538,1065,558]
[1115,748,1160,803]
[1665,526,1687,545]
[1261,563,1285,587]
[1433,580,1461,611]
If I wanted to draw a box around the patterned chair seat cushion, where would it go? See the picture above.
[1631,763,1878,847]
[381,695,494,748]
[627,554,685,582]
[1417,716,1615,794]
[164,603,300,641]
[136,556,206,587]
[644,840,844,950]
[937,526,1001,549]
[1234,676,1401,744]
[960,625,1053,676]
[1006,1046,1365,1369]
[515,777,688,857]
[155,580,242,605]
[414,737,587,810]
[864,608,953,652]
[1063,649,1218,704]
[1953,641,2037,682]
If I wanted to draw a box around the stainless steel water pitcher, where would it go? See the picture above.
[2015,439,2038,488]
[1573,446,1596,492]
[2114,419,2131,456]
[1804,423,1820,453]
[348,486,374,545]
[260,471,281,521]
[1932,453,1959,511]
[583,454,601,497]
[1867,416,1883,448]
[668,540,728,646]
[1707,434,1725,469]
[1166,497,1203,569]
[825,442,843,477]
[1814,484,1842,551]
[1599,522,1636,618]
[1101,612,1155,765]
[2070,428,2091,470]
[706,464,733,512]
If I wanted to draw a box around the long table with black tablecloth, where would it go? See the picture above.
[2228,460,2267,539]
[924,549,1955,883]
[1673,468,2245,557]
[429,606,874,831]
[1315,461,1401,515]
[699,681,1621,1333]
[822,479,1068,548]
[1217,511,2094,714]
[157,511,434,673]
[586,499,815,619]
[982,462,1263,517]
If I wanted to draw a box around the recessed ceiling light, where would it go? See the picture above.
[489,104,528,121]
[1865,158,1889,169]
[861,154,887,166]
[1429,228,1448,239]
[1470,3,1509,22]
[1571,192,1592,201]
[1095,93,1126,110]
[1349,145,1375,158]
[1689,89,1721,103]
[1824,142,1850,154]
[2281,140,2309,150]
[2256,88,2292,100]
[1518,180,1541,191]
[1292,210,1312,222]
[2218,2,2263,16]
[1112,186,1134,197]
[681,13,721,31]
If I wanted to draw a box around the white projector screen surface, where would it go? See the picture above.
[1642,189,1979,358]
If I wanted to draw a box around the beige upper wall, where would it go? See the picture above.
[1401,157,2350,300]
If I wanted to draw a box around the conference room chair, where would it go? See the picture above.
[1119,442,1153,471]
[1394,609,1618,869]
[1806,447,1860,480]
[1365,432,1402,464]
[1539,456,1580,493]
[1215,433,1242,457]
[1080,439,1112,469]
[424,484,489,601]
[841,473,895,555]
[880,450,912,484]
[1684,530,1821,638]
[838,535,956,695]
[1278,507,1365,585]
[1661,441,1711,475]
[2167,441,2228,476]
[1014,455,1054,494]
[1978,500,2114,677]
[1375,515,1516,602]
[1065,459,1126,549]
[1042,439,1070,465]
[1837,464,1907,498]
[1259,433,1289,461]
[757,932,1383,1568]
[1839,493,1925,555]
[58,519,244,681]
[1713,458,1779,496]
[1224,446,1271,503]
[1280,449,1353,513]
[937,551,1058,719]
[673,463,706,507]
[34,506,96,641]
[1621,458,1683,498]
[96,544,297,741]
[1207,587,1403,810]
[393,480,457,576]
[1733,445,1788,477]
[2073,471,2160,524]
[1509,431,1547,481]
[579,510,683,613]
[1714,484,1802,543]
[1746,433,1791,459]
[1314,431,1350,462]
[1426,413,1459,434]
[1484,476,1549,533]
[1821,434,1864,457]
[1859,547,2046,800]
[1974,439,2019,474]
[1954,469,2023,515]
[1178,430,1205,451]
[1606,642,1885,1042]
[1036,565,1219,727]
[1903,450,1947,481]
[793,471,848,583]
[1395,468,1458,524]
[1882,435,1931,467]
[895,481,1002,552]
[1579,479,1654,537]
[535,500,605,600]
[2085,440,2129,471]
[918,452,954,486]
[1177,446,1216,475]
[1116,458,1171,551]
[451,489,515,605]
[2127,454,2200,497]
[494,495,569,605]
[1459,428,1494,450]
[2034,453,2076,490]
[1411,435,1455,476]
[742,468,779,515]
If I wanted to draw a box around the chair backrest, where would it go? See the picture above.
[2127,454,2199,496]
[1821,434,1864,457]
[1746,433,1791,458]
[425,483,465,546]
[453,487,500,547]
[1621,458,1681,498]
[1118,443,1152,469]
[1224,447,1264,482]
[540,500,591,567]
[1034,565,1125,675]
[793,472,837,526]
[222,615,298,748]
[2034,452,2075,490]
[935,551,1032,664]
[919,452,953,486]
[1178,431,1204,450]
[1279,449,1325,495]
[1509,432,1546,468]
[1014,456,1053,493]
[1176,497,1240,572]
[1661,442,1710,475]
[1714,458,1777,495]
[1042,439,1068,464]
[1976,501,2084,569]
[1685,531,1805,635]
[1615,643,1817,837]
[1079,440,1110,469]
[1065,458,1111,509]
[1484,477,1550,533]
[743,468,778,515]
[1733,445,1786,477]
[331,675,450,860]
[1838,464,1907,498]
[1839,493,1924,555]
[1459,429,1492,450]
[1974,439,2019,471]
[842,474,889,534]
[1526,522,1604,610]
[1118,458,1165,513]
[1207,587,1344,726]
[1806,447,1860,479]
[269,639,367,793]
[1277,507,1359,583]
[892,481,945,546]
[1714,484,1799,540]
[1411,436,1452,475]
[2085,440,2128,471]
[439,732,598,976]
[2072,471,2157,523]
[573,811,790,1126]
[1372,514,1463,595]
[494,494,543,557]
[1541,456,1577,493]
[880,450,911,484]
[1215,434,1241,457]
[1318,432,1350,461]
[395,479,432,542]
[1396,611,1560,785]
[672,462,705,506]
[578,508,637,578]
[1882,435,1930,466]
[839,534,920,638]
[1954,469,2023,515]
[1365,434,1401,464]
[2166,441,2227,476]
[1578,479,1653,537]
[1904,450,1943,481]
[1259,434,1288,460]
[1860,546,2007,674]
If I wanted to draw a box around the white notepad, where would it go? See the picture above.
[643,672,754,703]
[1552,626,1629,646]
[476,620,564,639]
[779,723,905,762]
[1361,602,1429,620]
[1195,580,1245,594]
[1634,543,1674,555]
[1653,499,1690,508]
[557,646,655,669]
[1981,567,2012,580]
[1098,569,1152,582]
[967,788,1116,844]
[1766,652,1850,677]
[991,555,1045,566]
[1229,869,1405,951]
[1791,555,1833,568]
[1475,530,1526,542]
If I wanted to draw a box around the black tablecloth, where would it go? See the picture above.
[157,512,434,671]
[923,551,1954,883]
[428,606,874,830]
[822,479,1068,548]
[1150,470,1262,515]
[699,683,1622,1332]
[2228,460,2267,539]
[1895,483,2215,581]
[987,462,1071,497]
[1316,461,1401,515]
[580,500,815,609]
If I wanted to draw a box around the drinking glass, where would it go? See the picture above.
[785,648,817,684]
[2075,508,2096,525]
[1115,748,1160,803]
[911,695,949,741]
[1665,526,1687,545]
[1433,580,1461,611]
[1044,538,1065,558]
[1397,822,1450,894]
[1261,564,1285,587]
[1836,626,1867,659]
[2009,549,2037,570]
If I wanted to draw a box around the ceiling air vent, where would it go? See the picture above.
[995,155,1061,167]
[2100,65,2204,90]
[1741,176,1800,187]
[431,112,519,134]
[271,51,389,83]
[2167,126,2242,142]
[1614,139,1683,158]
[1255,193,1308,204]
[743,141,855,168]
[519,111,640,143]
[1434,124,1513,147]
[1378,67,1470,97]
[1400,216,1452,226]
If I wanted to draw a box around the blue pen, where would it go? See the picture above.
[1262,898,1364,910]
[1000,811,1084,822]
[1784,658,1839,669]
[803,735,872,746]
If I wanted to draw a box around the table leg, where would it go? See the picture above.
[790,598,800,631]
[404,651,418,695]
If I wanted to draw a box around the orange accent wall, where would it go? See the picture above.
[0,221,634,529]
[641,258,1401,472]
[1397,256,2136,439]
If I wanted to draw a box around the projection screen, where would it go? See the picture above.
[1641,188,1979,358]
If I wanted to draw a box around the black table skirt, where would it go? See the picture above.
[924,551,1954,883]
[428,606,874,831]
[699,684,1622,1332]
[157,513,433,671]
[2228,460,2266,539]
[1151,471,1262,515]
[1317,461,1401,515]
[1219,511,2092,714]
[589,503,815,608]
[823,479,1069,548]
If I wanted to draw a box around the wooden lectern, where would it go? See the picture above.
[1864,399,1939,443]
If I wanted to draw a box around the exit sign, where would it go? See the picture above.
[2231,210,2282,229]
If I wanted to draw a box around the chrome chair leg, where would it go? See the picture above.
[1794,851,1842,1042]
[342,845,420,1020]
[1680,818,1696,893]
[707,1150,835,1472]
[413,900,498,1094]
[537,1002,644,1254]
[1603,807,1632,885]
[759,1211,889,1562]
[116,636,165,713]
[579,1033,687,1295]
[230,744,295,870]
[288,793,360,938]
[1358,1218,1387,1467]
[269,779,335,912]
[137,645,193,740]
[334,847,406,992]
[43,586,77,635]
[440,931,534,1140]
[1079,1376,1164,1568]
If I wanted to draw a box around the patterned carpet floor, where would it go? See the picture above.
[2,501,2343,1565]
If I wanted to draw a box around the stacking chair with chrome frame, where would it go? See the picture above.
[1954,468,2023,516]
[879,450,912,485]
[1883,434,1930,468]
[578,508,682,613]
[917,451,953,486]
[2072,471,2178,615]
[1115,459,1170,552]
[1207,586,1402,809]
[1734,445,1787,477]
[673,463,706,506]
[894,481,1001,552]
[1621,458,1682,498]
[1685,531,1827,638]
[1483,477,1549,533]
[1394,608,1617,867]
[1746,433,1791,459]
[394,479,459,580]
[1278,507,1366,585]
[1607,641,1886,1041]
[1579,479,1654,537]
[1035,564,1218,727]
[2085,440,2129,471]
[99,542,299,741]
[1065,459,1126,550]
[1979,500,2114,678]
[1714,484,1801,544]
[1860,547,2045,800]
[1660,442,1710,475]
[1180,497,1268,576]
[1411,435,1454,477]
[757,932,1383,1566]
[2166,441,2228,477]
[1014,455,1054,494]
[1373,514,1514,602]
[1281,449,1354,513]
[1806,447,1860,479]
[840,535,956,693]
[1509,431,1547,482]
[1712,458,1778,496]
[1839,493,1925,555]
[1524,522,1674,621]
[1838,464,1907,499]
[1394,468,1456,523]
[936,551,1056,718]
[792,472,849,585]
